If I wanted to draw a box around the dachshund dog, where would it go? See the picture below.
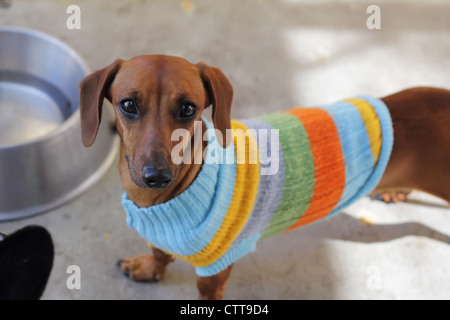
[79,55,450,299]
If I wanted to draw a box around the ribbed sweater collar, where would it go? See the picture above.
[123,120,236,257]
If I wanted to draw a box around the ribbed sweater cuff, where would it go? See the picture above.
[195,234,261,276]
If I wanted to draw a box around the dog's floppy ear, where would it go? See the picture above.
[197,62,233,148]
[79,59,123,147]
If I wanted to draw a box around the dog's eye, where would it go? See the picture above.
[179,103,197,119]
[120,99,138,115]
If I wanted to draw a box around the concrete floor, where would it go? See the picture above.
[1,0,450,300]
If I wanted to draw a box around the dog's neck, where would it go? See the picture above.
[118,122,208,208]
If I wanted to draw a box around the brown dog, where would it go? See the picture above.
[79,54,450,300]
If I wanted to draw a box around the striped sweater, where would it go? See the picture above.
[123,96,394,276]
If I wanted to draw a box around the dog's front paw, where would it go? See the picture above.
[371,190,411,203]
[117,254,168,282]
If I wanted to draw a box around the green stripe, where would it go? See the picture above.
[260,112,315,239]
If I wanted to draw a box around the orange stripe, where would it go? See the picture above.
[285,108,346,231]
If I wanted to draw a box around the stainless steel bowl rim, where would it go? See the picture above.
[0,26,90,151]
[0,26,119,220]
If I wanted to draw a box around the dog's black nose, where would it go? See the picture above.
[141,166,173,189]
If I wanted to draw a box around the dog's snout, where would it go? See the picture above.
[142,166,173,189]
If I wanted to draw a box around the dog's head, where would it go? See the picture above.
[79,55,233,190]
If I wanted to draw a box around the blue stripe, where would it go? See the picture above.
[342,95,393,205]
[319,101,374,214]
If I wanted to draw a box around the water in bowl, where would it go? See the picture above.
[0,70,73,146]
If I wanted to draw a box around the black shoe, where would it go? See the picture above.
[0,225,54,300]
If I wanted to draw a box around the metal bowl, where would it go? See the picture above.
[0,27,118,221]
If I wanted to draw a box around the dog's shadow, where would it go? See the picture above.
[228,200,450,299]
[304,211,450,245]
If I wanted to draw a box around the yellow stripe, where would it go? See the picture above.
[345,98,382,163]
[170,120,260,267]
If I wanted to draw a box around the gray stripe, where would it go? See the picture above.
[231,118,285,247]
